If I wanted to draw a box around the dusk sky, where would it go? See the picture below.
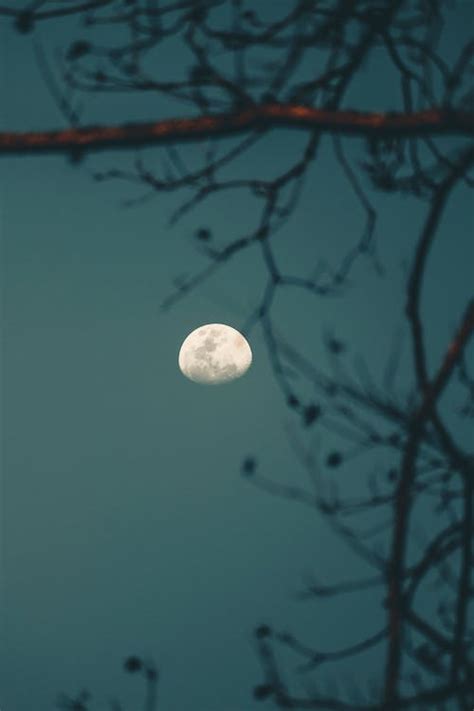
[1,3,472,711]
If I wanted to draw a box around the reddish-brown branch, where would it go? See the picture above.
[0,105,473,156]
[429,301,474,405]
[451,476,473,689]
[405,158,474,392]
[384,300,474,709]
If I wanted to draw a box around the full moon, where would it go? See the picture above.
[178,323,252,385]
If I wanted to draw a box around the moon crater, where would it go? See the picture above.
[178,324,252,385]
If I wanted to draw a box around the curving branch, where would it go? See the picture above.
[384,299,474,709]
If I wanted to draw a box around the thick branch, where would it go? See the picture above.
[1,105,473,156]
[384,300,474,708]
[450,475,473,687]
[406,152,474,392]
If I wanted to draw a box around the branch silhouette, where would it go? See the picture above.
[1,106,473,156]
[2,1,473,709]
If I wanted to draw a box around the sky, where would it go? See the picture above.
[0,4,473,711]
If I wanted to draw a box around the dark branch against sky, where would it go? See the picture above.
[0,2,473,711]
[0,106,473,156]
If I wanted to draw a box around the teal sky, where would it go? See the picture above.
[1,4,473,711]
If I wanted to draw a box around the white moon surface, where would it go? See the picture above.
[178,323,252,385]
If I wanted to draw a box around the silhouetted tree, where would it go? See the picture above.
[1,1,473,709]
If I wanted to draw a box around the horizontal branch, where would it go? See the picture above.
[1,104,473,156]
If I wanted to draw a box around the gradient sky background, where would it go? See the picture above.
[1,3,473,711]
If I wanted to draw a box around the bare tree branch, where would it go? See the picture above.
[0,106,473,157]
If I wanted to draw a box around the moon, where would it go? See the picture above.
[178,323,252,385]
